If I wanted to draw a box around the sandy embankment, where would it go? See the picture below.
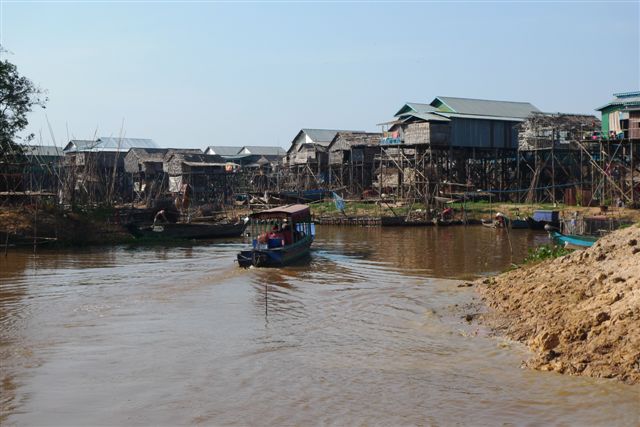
[477,225,640,384]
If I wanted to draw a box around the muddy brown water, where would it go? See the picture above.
[1,226,638,426]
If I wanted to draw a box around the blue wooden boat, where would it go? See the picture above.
[549,231,598,249]
[237,204,314,268]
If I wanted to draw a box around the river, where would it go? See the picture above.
[1,226,638,426]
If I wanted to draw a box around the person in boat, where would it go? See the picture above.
[257,230,269,247]
[495,212,507,228]
[282,223,293,246]
[268,225,284,248]
[153,209,169,225]
[441,207,454,220]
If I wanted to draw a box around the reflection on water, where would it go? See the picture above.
[0,226,638,426]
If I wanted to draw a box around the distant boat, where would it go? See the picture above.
[548,230,598,249]
[528,210,560,230]
[482,213,508,228]
[481,218,508,228]
[127,221,246,240]
[278,190,327,202]
[510,218,530,229]
[237,204,314,268]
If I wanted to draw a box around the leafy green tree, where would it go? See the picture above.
[0,46,48,161]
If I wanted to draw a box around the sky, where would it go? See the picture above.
[1,1,639,150]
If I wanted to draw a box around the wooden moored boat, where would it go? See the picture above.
[237,204,314,268]
[127,221,247,240]
[510,218,530,229]
[527,210,560,230]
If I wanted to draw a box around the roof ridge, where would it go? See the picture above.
[613,91,640,98]
[437,95,534,105]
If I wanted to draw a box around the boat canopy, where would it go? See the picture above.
[533,210,559,222]
[250,204,311,221]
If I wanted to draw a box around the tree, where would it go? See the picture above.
[0,46,48,161]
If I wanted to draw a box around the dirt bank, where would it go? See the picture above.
[477,224,640,384]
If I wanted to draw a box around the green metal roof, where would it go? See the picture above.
[402,112,451,122]
[595,91,640,111]
[393,102,438,117]
[431,96,540,119]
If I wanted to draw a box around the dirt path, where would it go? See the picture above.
[477,225,640,384]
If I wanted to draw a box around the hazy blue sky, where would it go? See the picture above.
[2,1,639,149]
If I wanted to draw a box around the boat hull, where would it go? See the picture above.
[128,222,246,240]
[510,219,530,229]
[550,231,598,249]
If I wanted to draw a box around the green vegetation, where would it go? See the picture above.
[0,45,47,153]
[312,200,432,217]
[312,198,567,220]
[522,244,572,264]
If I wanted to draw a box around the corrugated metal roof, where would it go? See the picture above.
[433,96,540,119]
[21,145,63,157]
[220,154,253,160]
[302,129,341,144]
[64,137,158,152]
[394,102,438,117]
[596,91,640,111]
[402,112,451,122]
[205,146,242,156]
[63,139,96,152]
[239,146,286,156]
[97,137,158,150]
[436,112,527,122]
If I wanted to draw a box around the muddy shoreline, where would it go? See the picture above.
[476,225,640,384]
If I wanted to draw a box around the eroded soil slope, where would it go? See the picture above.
[479,225,640,384]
